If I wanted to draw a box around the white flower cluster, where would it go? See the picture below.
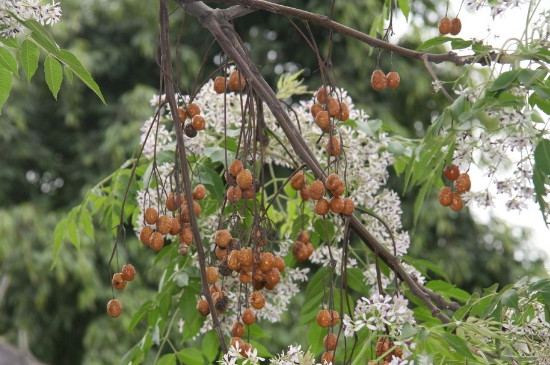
[503,298,550,363]
[0,0,61,38]
[220,342,265,365]
[452,96,541,211]
[343,294,415,337]
[268,345,323,365]
[465,0,528,17]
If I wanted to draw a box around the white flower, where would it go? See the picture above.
[0,0,62,37]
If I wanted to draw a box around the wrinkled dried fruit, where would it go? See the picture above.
[290,171,306,190]
[214,76,226,94]
[107,299,122,318]
[156,215,173,235]
[242,308,255,325]
[186,103,200,117]
[149,232,164,251]
[438,17,451,35]
[169,217,181,235]
[226,185,243,203]
[323,333,338,351]
[331,180,346,197]
[321,351,334,364]
[443,164,460,180]
[192,115,205,130]
[139,226,154,245]
[231,321,245,337]
[450,192,464,211]
[300,186,310,200]
[250,291,266,309]
[121,264,136,281]
[450,17,462,35]
[342,197,355,215]
[229,159,244,177]
[317,309,331,327]
[438,187,453,207]
[309,180,325,200]
[228,70,246,92]
[325,173,341,191]
[386,72,400,89]
[329,196,345,214]
[112,273,127,290]
[338,102,350,121]
[292,241,308,261]
[144,207,158,225]
[237,169,253,190]
[311,103,324,118]
[315,111,330,131]
[259,252,275,271]
[184,123,198,138]
[206,266,219,284]
[315,198,330,215]
[316,86,328,104]
[273,256,286,272]
[454,173,471,194]
[371,69,387,91]
[176,107,188,122]
[193,184,207,200]
[325,136,341,156]
[215,229,232,248]
[297,230,310,243]
[197,299,210,316]
[327,97,340,118]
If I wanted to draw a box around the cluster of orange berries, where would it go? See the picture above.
[225,159,258,203]
[438,164,471,211]
[177,103,206,138]
[139,186,206,253]
[290,171,355,216]
[106,263,136,318]
[195,225,285,358]
[311,86,351,157]
[292,230,314,261]
[371,70,400,91]
[213,70,247,94]
[438,17,462,36]
[366,338,403,364]
[316,309,340,364]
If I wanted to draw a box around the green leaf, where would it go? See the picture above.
[51,218,68,268]
[517,68,547,87]
[179,282,205,341]
[20,39,40,83]
[129,300,153,331]
[0,46,18,75]
[44,55,63,99]
[177,348,204,365]
[500,288,519,310]
[248,340,274,358]
[23,19,61,55]
[67,218,80,248]
[58,49,106,103]
[488,70,520,92]
[402,256,450,281]
[307,323,324,356]
[0,67,13,113]
[0,37,18,48]
[440,333,475,359]
[416,36,454,51]
[345,268,370,294]
[157,353,176,365]
[79,207,94,240]
[201,330,220,362]
[397,0,410,19]
[534,139,550,175]
[450,39,473,50]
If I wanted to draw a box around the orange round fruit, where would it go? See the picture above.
[249,291,266,310]
[325,136,341,156]
[316,86,328,104]
[438,187,453,207]
[315,198,330,216]
[236,169,253,190]
[107,299,122,318]
[231,321,245,337]
[112,273,127,290]
[311,103,324,118]
[156,215,173,235]
[206,266,219,284]
[371,69,387,91]
[338,102,350,121]
[144,207,158,225]
[450,18,462,35]
[443,164,460,180]
[329,196,345,214]
[321,351,334,364]
[290,170,306,190]
[387,71,400,89]
[228,70,246,92]
[186,103,200,117]
[176,107,188,122]
[297,230,310,243]
[323,333,338,351]
[214,76,226,93]
[438,17,451,34]
[226,185,243,203]
[121,264,136,281]
[315,111,330,132]
[273,256,286,272]
[215,229,232,248]
[193,184,207,200]
[454,173,471,194]
[259,252,275,271]
[242,308,255,325]
[327,97,340,118]
[197,299,210,316]
[149,232,164,251]
[192,115,205,130]
[139,226,154,245]
[317,309,331,327]
[450,192,464,211]
[342,197,355,215]
[325,173,341,191]
[309,180,326,200]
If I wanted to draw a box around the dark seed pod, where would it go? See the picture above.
[184,123,197,138]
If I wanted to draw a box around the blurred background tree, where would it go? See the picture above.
[0,0,546,363]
